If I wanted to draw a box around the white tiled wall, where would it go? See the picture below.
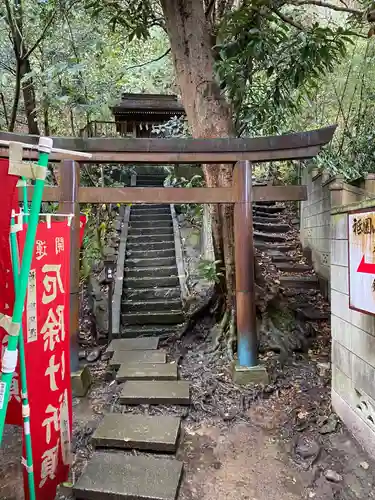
[331,210,375,459]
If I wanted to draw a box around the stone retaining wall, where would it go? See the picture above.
[331,199,375,460]
[300,170,375,299]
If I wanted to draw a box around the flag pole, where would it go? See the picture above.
[9,210,36,500]
[0,136,52,443]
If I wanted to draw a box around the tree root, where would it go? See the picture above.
[178,287,217,339]
[226,309,236,361]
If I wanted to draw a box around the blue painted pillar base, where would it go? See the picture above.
[238,335,257,367]
[232,361,269,386]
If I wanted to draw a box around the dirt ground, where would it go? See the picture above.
[1,211,375,499]
[1,331,375,500]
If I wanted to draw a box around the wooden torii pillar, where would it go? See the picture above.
[0,125,336,381]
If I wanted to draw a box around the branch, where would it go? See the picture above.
[205,0,215,17]
[23,9,57,59]
[0,93,9,128]
[292,0,363,16]
[273,8,304,30]
[124,48,171,71]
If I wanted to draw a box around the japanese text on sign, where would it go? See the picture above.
[348,210,375,315]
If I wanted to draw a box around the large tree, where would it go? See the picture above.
[86,0,373,336]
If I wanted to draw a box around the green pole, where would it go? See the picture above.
[22,177,29,223]
[10,211,36,500]
[0,136,52,443]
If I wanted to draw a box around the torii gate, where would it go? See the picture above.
[0,125,335,381]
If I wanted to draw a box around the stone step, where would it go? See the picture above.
[253,222,289,233]
[295,307,329,322]
[125,266,178,279]
[128,226,173,237]
[130,212,172,222]
[136,174,167,181]
[91,414,181,452]
[136,180,165,186]
[119,380,190,405]
[124,275,179,289]
[253,215,280,224]
[117,324,178,338]
[122,299,182,312]
[127,233,174,243]
[271,253,294,262]
[279,275,319,289]
[109,350,166,369]
[253,201,275,206]
[126,248,176,259]
[126,256,176,268]
[107,337,159,354]
[256,242,296,251]
[122,310,184,325]
[131,204,170,212]
[123,287,181,301]
[254,231,286,242]
[127,240,175,251]
[253,205,284,214]
[275,262,312,272]
[252,209,282,219]
[116,362,178,382]
[129,219,173,229]
[73,452,183,500]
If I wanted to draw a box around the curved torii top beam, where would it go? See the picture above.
[0,125,336,163]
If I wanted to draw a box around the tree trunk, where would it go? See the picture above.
[20,57,40,135]
[161,0,236,311]
[8,60,20,132]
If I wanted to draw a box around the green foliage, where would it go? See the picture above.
[168,174,204,227]
[197,259,224,284]
[216,5,354,136]
[0,1,173,134]
[306,39,375,181]
[152,115,190,138]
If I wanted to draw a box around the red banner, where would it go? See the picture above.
[18,221,72,500]
[0,158,20,425]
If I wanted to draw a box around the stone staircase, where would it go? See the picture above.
[120,172,184,338]
[252,196,328,322]
[73,336,188,500]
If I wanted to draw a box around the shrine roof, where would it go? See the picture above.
[111,93,185,116]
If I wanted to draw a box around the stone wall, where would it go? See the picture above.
[300,170,375,299]
[331,199,375,460]
[300,169,331,290]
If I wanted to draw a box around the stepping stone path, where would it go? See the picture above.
[74,177,326,499]
[73,336,189,500]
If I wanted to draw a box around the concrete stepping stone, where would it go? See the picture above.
[107,337,159,354]
[119,380,190,405]
[73,452,183,500]
[109,350,166,369]
[91,414,180,452]
[116,363,178,382]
